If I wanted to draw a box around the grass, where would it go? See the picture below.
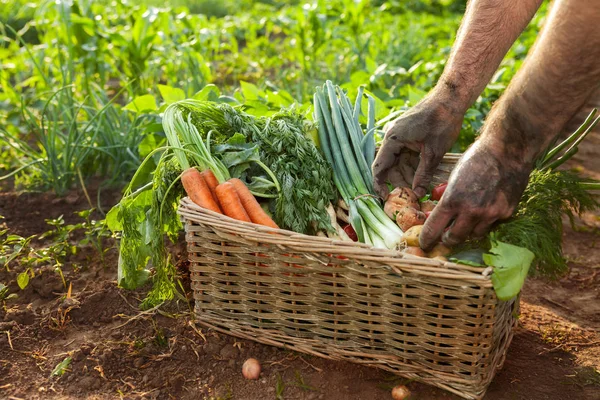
[0,0,548,200]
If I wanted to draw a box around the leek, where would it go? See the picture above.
[314,81,403,249]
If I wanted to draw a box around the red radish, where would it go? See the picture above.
[431,183,448,201]
[343,225,358,241]
[424,211,432,219]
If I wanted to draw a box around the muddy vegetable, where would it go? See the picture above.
[403,246,426,257]
[402,225,423,247]
[395,207,426,231]
[384,187,420,219]
[427,243,451,258]
[420,200,436,213]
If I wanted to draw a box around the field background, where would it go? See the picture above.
[1,0,599,399]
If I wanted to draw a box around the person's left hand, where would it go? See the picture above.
[419,138,532,250]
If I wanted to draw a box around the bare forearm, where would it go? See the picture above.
[435,0,543,112]
[482,0,600,164]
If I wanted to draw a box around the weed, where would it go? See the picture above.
[275,373,285,400]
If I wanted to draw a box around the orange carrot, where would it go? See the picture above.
[215,182,251,222]
[201,170,220,205]
[181,168,222,213]
[228,178,279,229]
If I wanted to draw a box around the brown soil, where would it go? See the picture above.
[1,115,599,400]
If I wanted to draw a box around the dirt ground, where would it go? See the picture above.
[1,107,599,400]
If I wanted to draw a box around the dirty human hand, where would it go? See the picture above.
[372,92,464,199]
[418,0,600,249]
[418,137,531,250]
[372,0,542,201]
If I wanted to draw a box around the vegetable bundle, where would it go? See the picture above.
[108,100,336,306]
[314,81,403,249]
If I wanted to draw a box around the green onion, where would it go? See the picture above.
[315,81,403,249]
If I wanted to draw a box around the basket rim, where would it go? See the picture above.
[178,197,494,282]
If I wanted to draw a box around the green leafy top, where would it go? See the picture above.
[484,239,534,301]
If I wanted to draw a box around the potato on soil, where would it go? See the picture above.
[403,246,426,257]
[242,358,261,380]
[384,187,420,219]
[402,225,423,247]
[391,384,411,400]
[427,243,451,258]
[420,200,436,213]
[395,207,426,231]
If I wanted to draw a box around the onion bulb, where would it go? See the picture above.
[391,385,411,400]
[242,358,261,380]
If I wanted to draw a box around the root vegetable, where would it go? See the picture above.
[182,168,223,213]
[431,183,448,201]
[391,385,411,400]
[395,207,426,231]
[402,225,423,247]
[215,182,252,222]
[433,256,448,262]
[201,170,221,205]
[229,178,279,228]
[427,243,451,258]
[343,224,358,241]
[403,246,426,257]
[384,187,420,219]
[420,200,436,213]
[242,358,261,380]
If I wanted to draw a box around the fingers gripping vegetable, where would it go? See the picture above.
[229,178,279,228]
[420,141,529,250]
[372,93,463,199]
[182,168,222,214]
[216,182,252,222]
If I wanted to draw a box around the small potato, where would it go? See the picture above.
[384,202,405,220]
[391,385,411,400]
[395,207,426,231]
[402,225,423,247]
[403,246,426,257]
[420,200,436,213]
[427,243,451,258]
[384,187,419,219]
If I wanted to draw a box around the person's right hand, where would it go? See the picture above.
[372,93,465,199]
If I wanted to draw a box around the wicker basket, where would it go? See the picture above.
[179,154,518,400]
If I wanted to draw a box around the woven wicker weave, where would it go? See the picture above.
[180,154,518,400]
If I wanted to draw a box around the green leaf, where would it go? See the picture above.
[484,240,534,301]
[105,206,122,232]
[51,357,72,377]
[193,84,221,101]
[138,133,165,158]
[16,271,29,290]
[449,249,486,267]
[123,95,158,113]
[158,85,185,105]
[240,81,261,101]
